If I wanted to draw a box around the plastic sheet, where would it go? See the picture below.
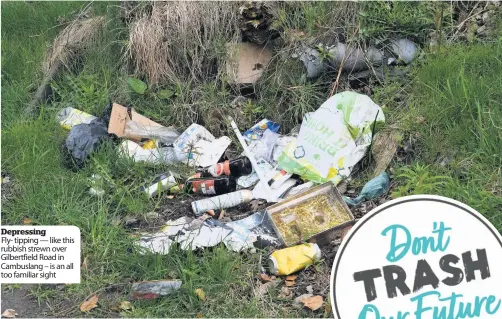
[65,119,109,166]
[344,172,390,206]
[278,91,385,185]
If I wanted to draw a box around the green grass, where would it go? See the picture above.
[375,43,502,229]
[0,1,112,127]
[2,1,502,318]
[1,108,296,317]
[359,1,441,43]
[0,3,312,317]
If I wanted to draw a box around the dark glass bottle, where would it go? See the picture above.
[184,176,237,195]
[199,156,253,177]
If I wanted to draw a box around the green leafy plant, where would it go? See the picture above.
[242,99,264,122]
[127,77,147,94]
[392,164,452,198]
[315,45,333,63]
[157,89,175,100]
[52,74,108,116]
[126,77,180,102]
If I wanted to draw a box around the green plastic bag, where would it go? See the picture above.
[278,91,385,185]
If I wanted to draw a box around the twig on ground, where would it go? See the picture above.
[328,52,347,97]
[328,27,359,97]
[367,110,380,165]
[29,22,71,38]
[451,3,487,41]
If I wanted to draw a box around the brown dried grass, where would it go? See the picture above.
[43,16,106,74]
[127,1,241,85]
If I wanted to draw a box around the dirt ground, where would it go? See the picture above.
[1,285,51,318]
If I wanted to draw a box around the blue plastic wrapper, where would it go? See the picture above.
[243,119,280,142]
[344,172,390,206]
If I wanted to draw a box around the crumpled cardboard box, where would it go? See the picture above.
[226,42,272,85]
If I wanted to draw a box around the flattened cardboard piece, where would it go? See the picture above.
[226,43,272,85]
[108,103,163,141]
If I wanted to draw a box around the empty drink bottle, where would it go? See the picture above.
[184,176,237,195]
[199,157,253,178]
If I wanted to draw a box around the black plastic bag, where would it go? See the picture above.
[65,118,110,168]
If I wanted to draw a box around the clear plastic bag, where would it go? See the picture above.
[124,121,180,145]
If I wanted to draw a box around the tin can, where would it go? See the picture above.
[141,172,180,198]
[191,190,253,216]
[268,243,321,275]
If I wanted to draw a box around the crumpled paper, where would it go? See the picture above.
[136,211,279,254]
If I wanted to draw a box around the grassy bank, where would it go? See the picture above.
[2,1,501,318]
[378,43,502,227]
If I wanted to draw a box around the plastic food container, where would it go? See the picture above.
[266,182,354,246]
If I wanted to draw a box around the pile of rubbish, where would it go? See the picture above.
[58,91,392,301]
[295,38,419,80]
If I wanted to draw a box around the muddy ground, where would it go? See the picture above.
[2,285,47,318]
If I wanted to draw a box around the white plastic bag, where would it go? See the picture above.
[278,91,385,184]
[124,121,180,145]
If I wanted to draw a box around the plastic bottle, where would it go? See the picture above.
[131,280,182,300]
[199,157,253,178]
[268,243,321,275]
[185,176,237,195]
[191,190,253,216]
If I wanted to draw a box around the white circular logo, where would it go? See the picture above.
[330,195,502,319]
